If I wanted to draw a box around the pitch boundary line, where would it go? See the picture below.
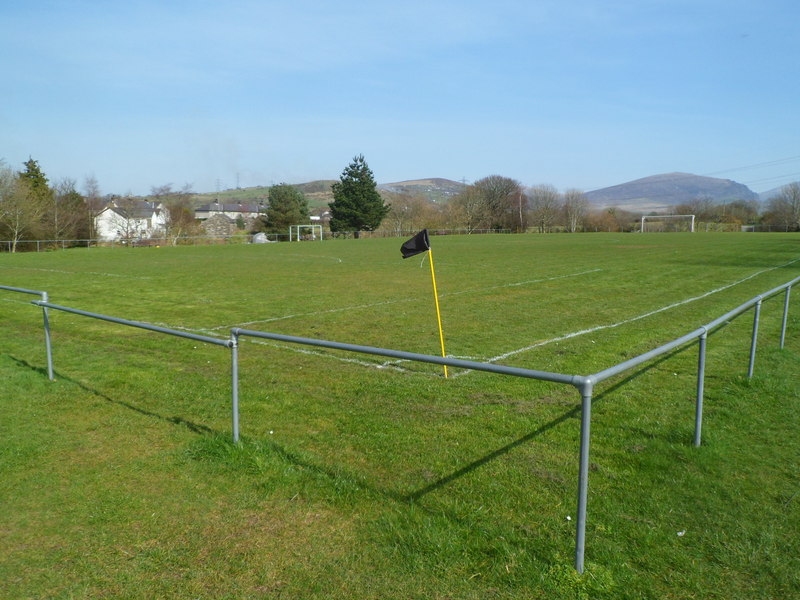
[153,259,797,377]
[0,265,152,280]
[209,268,602,331]
[450,257,800,375]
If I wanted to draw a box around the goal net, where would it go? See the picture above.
[289,224,323,241]
[640,214,695,233]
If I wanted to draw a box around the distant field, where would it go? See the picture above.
[1,233,798,599]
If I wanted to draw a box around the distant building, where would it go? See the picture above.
[195,201,264,221]
[95,200,167,241]
[201,214,236,237]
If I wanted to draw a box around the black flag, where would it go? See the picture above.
[400,229,430,259]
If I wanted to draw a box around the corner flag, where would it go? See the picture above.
[400,229,448,378]
[400,229,430,259]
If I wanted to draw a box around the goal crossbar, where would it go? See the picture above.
[289,224,323,241]
[641,214,695,232]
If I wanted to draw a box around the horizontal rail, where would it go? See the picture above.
[0,285,46,296]
[591,275,800,383]
[32,301,233,348]
[232,328,583,387]
[590,327,706,383]
[9,273,798,579]
[704,275,800,331]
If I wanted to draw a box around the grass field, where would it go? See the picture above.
[1,233,798,599]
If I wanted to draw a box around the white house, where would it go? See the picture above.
[95,200,167,241]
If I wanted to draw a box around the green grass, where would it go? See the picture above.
[1,233,798,598]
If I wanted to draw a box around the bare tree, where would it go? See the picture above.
[151,183,196,244]
[724,199,759,224]
[528,184,560,233]
[52,177,88,243]
[83,174,104,240]
[0,163,46,252]
[449,185,486,233]
[473,175,526,232]
[562,189,589,233]
[764,182,800,231]
[386,193,439,235]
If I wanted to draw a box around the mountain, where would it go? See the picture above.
[377,178,466,203]
[193,178,466,210]
[190,173,767,214]
[585,173,759,212]
[758,182,798,202]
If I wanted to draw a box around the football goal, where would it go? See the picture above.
[640,214,695,233]
[288,224,323,241]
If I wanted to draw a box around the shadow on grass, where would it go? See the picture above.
[405,346,694,503]
[12,341,697,507]
[10,356,218,436]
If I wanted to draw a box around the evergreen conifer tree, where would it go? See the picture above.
[19,158,53,205]
[263,183,309,233]
[328,155,389,237]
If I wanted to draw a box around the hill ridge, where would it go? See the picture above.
[585,172,759,211]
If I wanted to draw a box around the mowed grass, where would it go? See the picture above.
[1,233,798,599]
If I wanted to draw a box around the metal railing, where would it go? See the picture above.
[1,285,54,380]
[7,273,796,574]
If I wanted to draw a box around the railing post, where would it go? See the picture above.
[231,330,240,443]
[575,378,593,574]
[41,292,54,381]
[780,286,791,350]
[748,299,762,378]
[694,330,707,447]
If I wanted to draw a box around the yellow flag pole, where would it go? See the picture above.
[427,248,448,378]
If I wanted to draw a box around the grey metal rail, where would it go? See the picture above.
[7,272,797,576]
[231,327,582,386]
[2,285,54,380]
[0,285,47,296]
[31,301,233,348]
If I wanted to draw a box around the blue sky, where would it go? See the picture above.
[2,0,799,196]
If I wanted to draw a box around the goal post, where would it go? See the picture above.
[289,224,323,241]
[640,214,695,233]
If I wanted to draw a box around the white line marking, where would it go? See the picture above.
[207,298,420,331]
[452,258,800,375]
[144,259,798,378]
[210,268,601,331]
[0,265,152,279]
[281,253,344,263]
[152,322,418,373]
[442,269,603,297]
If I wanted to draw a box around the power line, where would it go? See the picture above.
[702,155,800,177]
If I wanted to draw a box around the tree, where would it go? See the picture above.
[18,158,53,208]
[449,185,487,233]
[151,183,196,244]
[764,182,800,231]
[0,160,49,251]
[83,174,104,240]
[528,184,560,233]
[262,183,309,234]
[385,193,441,235]
[473,175,526,232]
[723,199,759,225]
[328,155,389,237]
[52,177,89,243]
[562,189,589,233]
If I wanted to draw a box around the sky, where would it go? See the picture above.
[2,0,799,197]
